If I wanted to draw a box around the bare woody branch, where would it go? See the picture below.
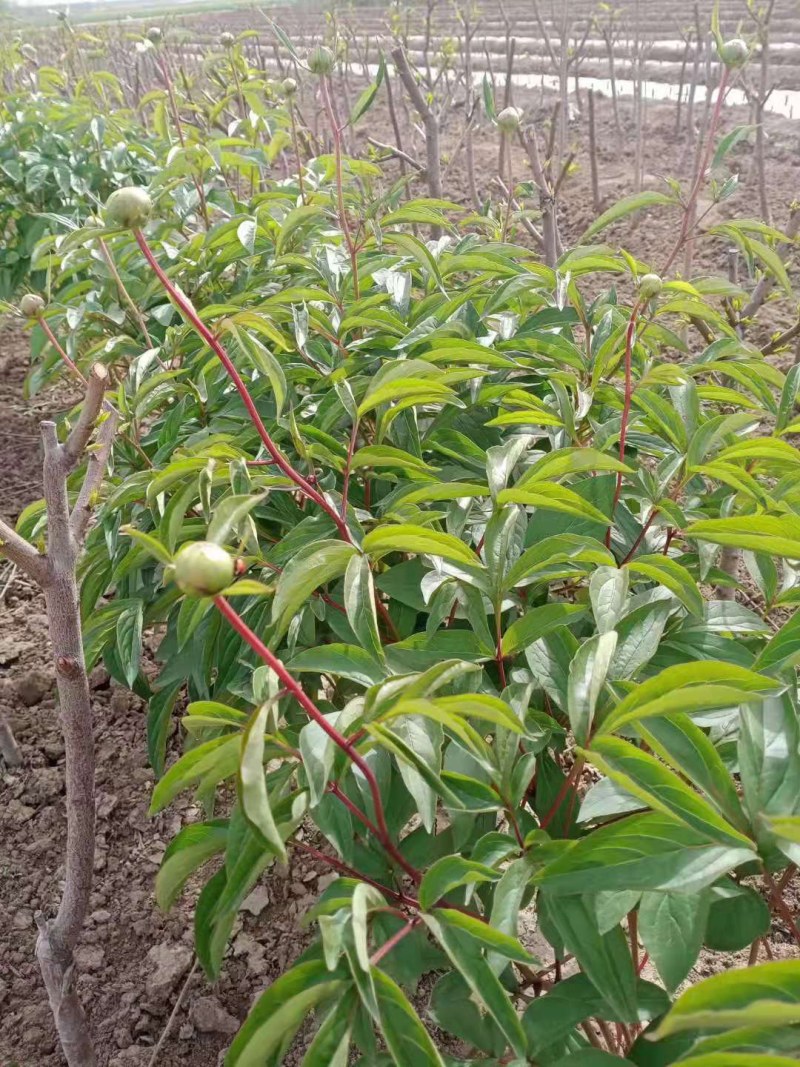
[0,517,49,585]
[391,46,443,224]
[63,363,109,466]
[70,408,119,543]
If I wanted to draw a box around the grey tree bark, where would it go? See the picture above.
[0,363,117,1067]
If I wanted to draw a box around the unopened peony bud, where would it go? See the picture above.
[146,27,162,44]
[282,76,298,96]
[172,542,234,597]
[638,273,663,300]
[496,106,523,134]
[307,44,335,76]
[221,32,235,49]
[104,187,153,230]
[718,38,749,68]
[19,294,46,317]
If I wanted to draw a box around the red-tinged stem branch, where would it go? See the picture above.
[619,507,659,565]
[319,73,360,300]
[606,300,641,549]
[341,419,359,519]
[214,594,420,883]
[764,871,800,947]
[37,315,86,383]
[540,757,584,832]
[133,229,351,541]
[370,917,420,966]
[660,64,730,276]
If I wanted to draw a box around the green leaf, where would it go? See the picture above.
[300,989,356,1067]
[349,53,386,125]
[115,600,143,687]
[120,524,172,564]
[638,890,710,992]
[501,602,587,656]
[687,516,800,560]
[753,610,800,674]
[637,714,748,830]
[371,967,446,1067]
[432,908,535,964]
[419,856,501,910]
[497,483,609,522]
[579,191,675,241]
[226,960,344,1066]
[208,493,266,546]
[535,812,755,895]
[568,632,618,745]
[155,820,228,911]
[150,735,241,814]
[271,540,357,640]
[344,553,386,663]
[705,881,771,951]
[223,324,287,417]
[598,661,775,736]
[651,961,800,1038]
[287,644,386,687]
[422,913,527,1057]
[625,555,703,616]
[588,735,755,849]
[147,683,183,778]
[524,972,666,1053]
[516,448,631,486]
[363,524,481,567]
[238,703,287,861]
[541,892,638,1021]
[590,566,629,633]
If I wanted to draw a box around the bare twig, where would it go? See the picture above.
[147,957,199,1067]
[391,46,443,229]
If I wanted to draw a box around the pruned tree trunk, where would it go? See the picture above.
[0,364,117,1067]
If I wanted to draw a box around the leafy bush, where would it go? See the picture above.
[6,19,800,1067]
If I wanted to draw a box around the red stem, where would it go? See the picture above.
[660,65,730,276]
[320,74,360,300]
[214,594,420,883]
[37,316,86,383]
[370,917,419,966]
[133,229,351,541]
[606,301,641,549]
[540,757,584,832]
[341,419,359,519]
[619,507,659,565]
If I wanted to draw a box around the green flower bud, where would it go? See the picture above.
[19,293,46,317]
[496,106,523,134]
[282,76,298,96]
[638,273,663,300]
[221,32,235,49]
[146,26,162,44]
[172,541,234,598]
[307,44,335,76]
[718,38,749,68]
[104,187,153,230]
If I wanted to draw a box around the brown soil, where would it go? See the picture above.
[2,50,800,1067]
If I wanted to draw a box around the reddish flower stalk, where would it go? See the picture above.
[214,594,420,883]
[36,314,86,383]
[319,74,360,301]
[606,301,641,549]
[660,65,730,276]
[133,228,352,542]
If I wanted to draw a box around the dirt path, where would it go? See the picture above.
[0,321,315,1067]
